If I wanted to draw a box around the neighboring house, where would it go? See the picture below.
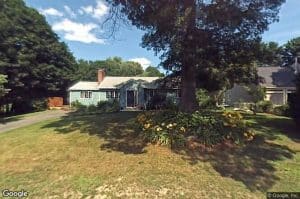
[69,70,179,109]
[225,59,300,105]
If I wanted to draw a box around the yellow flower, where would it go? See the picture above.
[144,123,151,129]
[180,127,186,133]
[243,132,248,137]
[161,122,165,126]
[173,123,177,126]
[167,124,173,129]
[156,127,162,132]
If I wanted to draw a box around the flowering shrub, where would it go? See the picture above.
[137,111,185,147]
[137,110,254,147]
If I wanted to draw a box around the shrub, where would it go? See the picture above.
[31,98,48,111]
[146,93,166,110]
[97,99,120,113]
[257,100,273,113]
[71,101,87,112]
[196,89,215,109]
[273,105,290,117]
[87,104,97,112]
[136,110,253,147]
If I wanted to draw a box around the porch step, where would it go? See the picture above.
[121,107,141,111]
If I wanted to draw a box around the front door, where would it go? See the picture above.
[127,90,135,107]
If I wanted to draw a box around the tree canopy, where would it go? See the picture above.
[72,57,162,82]
[257,42,282,67]
[143,66,164,77]
[0,0,76,113]
[108,0,285,112]
[281,37,300,67]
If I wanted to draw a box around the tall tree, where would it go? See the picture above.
[257,42,282,66]
[143,66,164,77]
[281,37,300,67]
[107,0,285,112]
[0,0,76,113]
[73,57,145,81]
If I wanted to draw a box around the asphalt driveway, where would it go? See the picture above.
[0,110,68,133]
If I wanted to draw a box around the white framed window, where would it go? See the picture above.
[106,90,120,99]
[80,91,92,98]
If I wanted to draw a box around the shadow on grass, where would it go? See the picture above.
[43,111,296,192]
[174,134,295,192]
[0,115,24,124]
[244,114,300,143]
[42,111,147,154]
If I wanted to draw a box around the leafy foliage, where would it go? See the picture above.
[257,101,273,113]
[73,57,145,81]
[0,0,76,113]
[0,74,8,98]
[71,100,120,114]
[143,66,164,77]
[245,85,266,114]
[108,0,284,112]
[196,89,215,109]
[257,42,282,67]
[137,110,252,147]
[281,37,300,67]
[272,105,290,117]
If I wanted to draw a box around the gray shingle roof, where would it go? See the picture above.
[258,67,296,88]
[68,77,161,90]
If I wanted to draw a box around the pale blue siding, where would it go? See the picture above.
[69,91,107,106]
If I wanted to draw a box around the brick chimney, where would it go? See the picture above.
[98,69,105,84]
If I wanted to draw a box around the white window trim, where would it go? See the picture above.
[80,91,93,99]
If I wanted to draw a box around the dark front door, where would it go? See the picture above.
[127,90,135,107]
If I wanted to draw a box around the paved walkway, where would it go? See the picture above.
[0,110,69,133]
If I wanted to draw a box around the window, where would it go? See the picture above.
[80,91,92,98]
[106,90,119,99]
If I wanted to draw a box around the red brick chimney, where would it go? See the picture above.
[98,69,105,84]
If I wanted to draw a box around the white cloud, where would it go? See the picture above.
[93,0,109,19]
[64,5,76,18]
[52,19,105,44]
[81,5,93,15]
[40,8,63,17]
[79,0,109,20]
[129,58,151,69]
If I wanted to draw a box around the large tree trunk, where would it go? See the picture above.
[179,0,198,113]
[180,63,198,112]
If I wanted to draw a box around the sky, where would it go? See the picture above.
[24,0,300,70]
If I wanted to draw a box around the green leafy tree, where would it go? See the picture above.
[143,66,164,77]
[108,0,285,112]
[0,0,76,113]
[281,37,300,67]
[73,57,145,81]
[0,74,8,97]
[245,85,266,114]
[257,42,282,66]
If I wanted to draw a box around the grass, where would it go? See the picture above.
[0,112,299,198]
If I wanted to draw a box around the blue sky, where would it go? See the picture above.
[24,0,300,69]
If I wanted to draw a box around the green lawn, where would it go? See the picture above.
[0,112,299,198]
